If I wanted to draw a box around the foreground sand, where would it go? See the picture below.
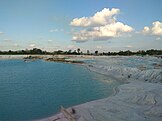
[1,55,162,121]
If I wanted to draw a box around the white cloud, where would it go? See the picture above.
[49,29,58,32]
[142,26,150,34]
[49,29,64,33]
[3,39,12,41]
[0,32,4,35]
[71,8,119,27]
[70,8,134,42]
[72,22,133,42]
[152,21,162,35]
[96,46,102,49]
[29,44,36,48]
[13,43,19,47]
[126,45,133,48]
[47,39,53,42]
[156,37,161,41]
[141,21,162,36]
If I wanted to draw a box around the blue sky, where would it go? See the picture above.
[0,0,162,52]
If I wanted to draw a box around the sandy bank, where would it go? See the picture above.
[0,55,93,62]
[0,55,28,60]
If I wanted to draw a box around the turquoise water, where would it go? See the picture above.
[0,60,120,121]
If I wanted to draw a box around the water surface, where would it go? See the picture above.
[0,60,120,121]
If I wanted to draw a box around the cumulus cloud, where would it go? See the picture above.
[142,26,150,34]
[142,21,162,36]
[152,21,162,35]
[70,8,134,42]
[72,22,133,42]
[71,8,119,27]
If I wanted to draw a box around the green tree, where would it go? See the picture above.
[77,48,80,54]
[87,50,90,55]
[95,51,98,55]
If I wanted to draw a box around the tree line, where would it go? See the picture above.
[0,48,162,56]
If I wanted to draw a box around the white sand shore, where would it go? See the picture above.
[0,55,28,60]
[0,55,94,60]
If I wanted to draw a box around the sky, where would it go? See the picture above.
[0,0,162,52]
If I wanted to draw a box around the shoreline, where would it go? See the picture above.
[1,55,162,121]
[35,55,162,121]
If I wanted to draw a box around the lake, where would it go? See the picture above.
[0,60,121,121]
